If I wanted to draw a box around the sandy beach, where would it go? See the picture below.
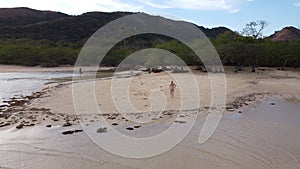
[0,66,300,169]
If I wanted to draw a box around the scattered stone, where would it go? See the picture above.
[46,124,52,128]
[112,123,118,126]
[163,112,173,116]
[52,118,59,122]
[62,130,83,135]
[62,131,74,135]
[74,130,83,133]
[134,125,141,129]
[174,120,186,124]
[270,103,275,106]
[24,123,35,127]
[226,107,235,111]
[97,127,107,133]
[0,123,11,128]
[108,116,116,120]
[62,122,72,127]
[233,104,239,108]
[0,113,5,118]
[238,111,242,114]
[126,127,134,131]
[16,124,24,129]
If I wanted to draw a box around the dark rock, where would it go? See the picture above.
[238,111,242,114]
[126,127,134,131]
[270,103,275,106]
[134,125,141,128]
[62,130,83,135]
[74,130,83,133]
[174,120,186,124]
[108,116,116,120]
[24,123,35,127]
[112,123,118,126]
[16,124,24,129]
[0,123,11,127]
[46,124,52,128]
[97,127,107,133]
[62,122,72,127]
[62,130,74,135]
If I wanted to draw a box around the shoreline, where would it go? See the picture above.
[0,66,299,132]
[0,66,300,169]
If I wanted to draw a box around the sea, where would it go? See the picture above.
[0,71,75,106]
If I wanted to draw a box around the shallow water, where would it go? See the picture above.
[0,98,300,169]
[0,72,74,105]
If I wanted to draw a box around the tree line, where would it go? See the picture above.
[0,26,299,69]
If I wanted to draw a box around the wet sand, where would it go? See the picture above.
[0,99,300,169]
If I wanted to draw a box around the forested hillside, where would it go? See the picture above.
[0,7,299,69]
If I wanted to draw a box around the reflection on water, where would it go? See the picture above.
[0,72,74,105]
[0,97,300,168]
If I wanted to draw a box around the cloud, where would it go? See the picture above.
[0,0,143,15]
[0,0,252,14]
[295,2,300,7]
[229,9,240,13]
[141,0,249,11]
[143,1,172,9]
[95,0,143,12]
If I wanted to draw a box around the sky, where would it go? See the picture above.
[0,0,299,36]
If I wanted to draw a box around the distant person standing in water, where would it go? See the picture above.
[79,68,82,76]
[169,81,176,97]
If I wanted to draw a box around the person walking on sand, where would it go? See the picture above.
[169,81,176,97]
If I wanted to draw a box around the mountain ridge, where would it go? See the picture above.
[0,7,232,42]
[269,26,300,41]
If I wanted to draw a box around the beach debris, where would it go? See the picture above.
[97,127,107,133]
[62,130,83,135]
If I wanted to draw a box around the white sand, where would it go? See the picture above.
[29,67,300,115]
